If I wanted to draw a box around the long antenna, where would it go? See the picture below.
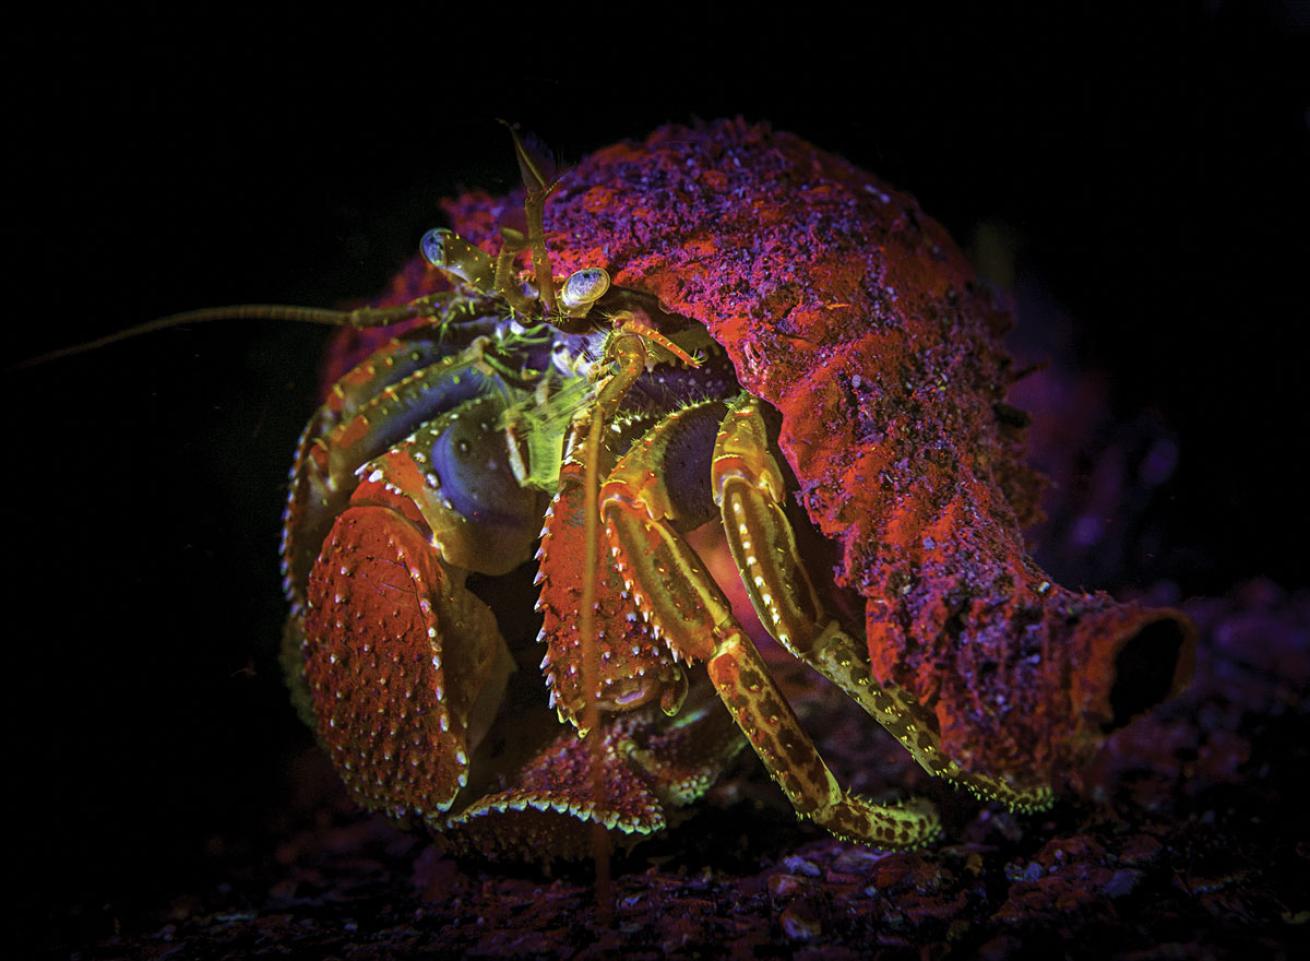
[12,301,437,370]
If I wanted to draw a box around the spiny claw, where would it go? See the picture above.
[302,499,510,818]
[536,438,681,726]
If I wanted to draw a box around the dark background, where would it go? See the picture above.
[5,2,1306,951]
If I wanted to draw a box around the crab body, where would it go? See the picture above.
[282,121,1192,860]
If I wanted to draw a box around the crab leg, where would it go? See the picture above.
[711,395,1052,812]
[442,679,745,862]
[600,402,941,848]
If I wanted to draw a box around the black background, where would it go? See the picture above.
[5,2,1306,946]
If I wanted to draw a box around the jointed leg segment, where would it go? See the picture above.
[706,624,939,844]
[599,400,942,848]
[712,395,1052,813]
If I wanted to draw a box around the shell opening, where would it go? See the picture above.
[1104,616,1192,732]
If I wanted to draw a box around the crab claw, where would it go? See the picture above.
[535,415,688,730]
[301,482,513,819]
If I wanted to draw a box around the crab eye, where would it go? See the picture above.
[420,227,496,290]
[420,227,451,268]
[559,267,611,315]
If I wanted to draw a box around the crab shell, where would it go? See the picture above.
[328,119,1193,789]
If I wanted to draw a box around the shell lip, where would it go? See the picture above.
[1099,610,1196,733]
[1071,604,1197,746]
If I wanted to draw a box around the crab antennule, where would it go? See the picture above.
[578,391,612,907]
[578,334,652,707]
[503,123,558,316]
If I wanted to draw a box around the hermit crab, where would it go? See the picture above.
[254,121,1193,860]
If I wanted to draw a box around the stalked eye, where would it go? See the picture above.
[559,267,611,315]
[420,228,496,290]
[420,227,450,268]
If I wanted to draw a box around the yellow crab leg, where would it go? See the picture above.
[282,336,513,611]
[600,405,941,848]
[706,624,940,846]
[711,394,1053,813]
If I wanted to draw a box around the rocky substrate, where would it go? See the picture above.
[52,581,1309,960]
